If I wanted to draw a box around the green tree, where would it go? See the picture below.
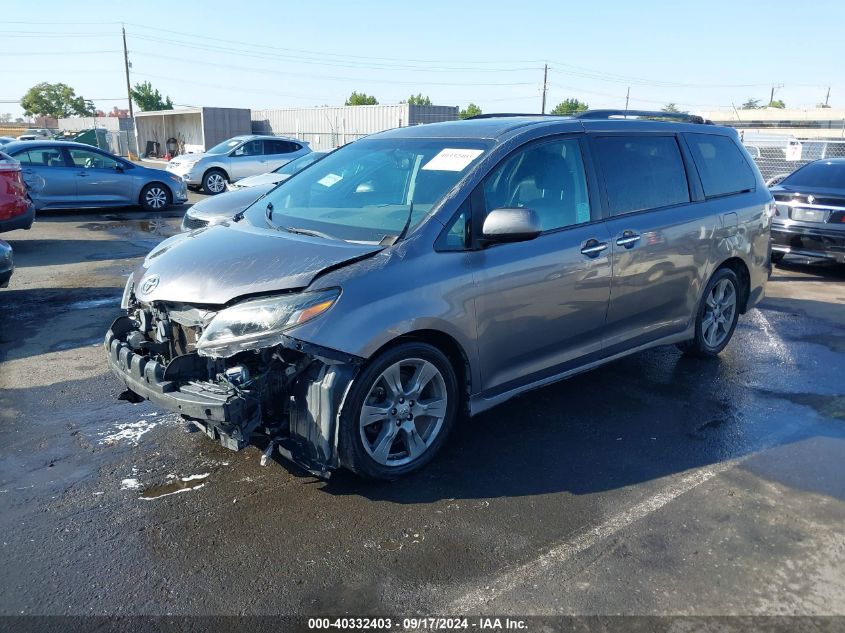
[768,99,786,109]
[459,103,482,119]
[661,102,686,113]
[345,91,378,106]
[741,98,761,109]
[20,82,95,119]
[130,81,174,112]
[406,93,432,106]
[550,98,589,115]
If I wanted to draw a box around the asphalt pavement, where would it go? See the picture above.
[0,197,843,616]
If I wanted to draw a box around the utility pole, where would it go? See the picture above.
[122,25,139,159]
[825,86,831,108]
[769,84,783,106]
[541,64,548,114]
[625,87,630,113]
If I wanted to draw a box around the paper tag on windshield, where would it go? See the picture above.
[422,148,484,172]
[317,173,343,187]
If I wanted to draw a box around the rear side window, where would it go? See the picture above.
[12,147,66,168]
[265,139,301,154]
[593,136,690,215]
[686,133,756,198]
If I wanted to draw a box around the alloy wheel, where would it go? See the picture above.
[359,358,448,467]
[145,187,167,210]
[702,278,737,348]
[206,173,225,193]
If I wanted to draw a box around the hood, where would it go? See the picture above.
[236,172,288,188]
[134,222,381,305]
[188,184,276,221]
[169,152,212,166]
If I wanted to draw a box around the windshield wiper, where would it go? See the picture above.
[281,226,338,240]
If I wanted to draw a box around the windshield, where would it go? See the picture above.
[780,161,845,189]
[207,138,245,155]
[245,137,491,243]
[272,152,326,176]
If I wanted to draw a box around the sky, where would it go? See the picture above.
[3,0,844,120]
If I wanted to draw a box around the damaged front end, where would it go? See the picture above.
[104,284,362,477]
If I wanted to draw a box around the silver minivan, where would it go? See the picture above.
[106,112,772,480]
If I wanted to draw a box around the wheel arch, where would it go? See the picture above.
[202,166,229,183]
[367,329,472,416]
[715,256,751,313]
[139,181,173,207]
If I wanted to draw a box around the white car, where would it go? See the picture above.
[17,128,54,141]
[166,135,310,195]
[226,151,328,191]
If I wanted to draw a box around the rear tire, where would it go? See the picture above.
[338,342,459,480]
[678,268,741,357]
[139,183,171,212]
[201,169,227,195]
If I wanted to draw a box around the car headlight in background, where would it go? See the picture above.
[196,288,340,358]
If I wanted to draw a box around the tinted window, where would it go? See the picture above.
[67,148,119,170]
[437,200,472,251]
[483,138,591,231]
[13,147,67,168]
[232,140,263,156]
[593,136,689,215]
[780,161,845,189]
[265,139,301,155]
[686,133,756,197]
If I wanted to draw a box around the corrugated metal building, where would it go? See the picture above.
[251,104,459,150]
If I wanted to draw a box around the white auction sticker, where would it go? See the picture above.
[422,148,484,172]
[317,173,343,187]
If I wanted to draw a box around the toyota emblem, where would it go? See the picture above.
[140,274,160,295]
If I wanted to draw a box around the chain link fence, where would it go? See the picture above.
[740,134,845,186]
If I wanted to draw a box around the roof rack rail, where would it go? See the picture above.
[573,109,711,124]
[465,113,553,119]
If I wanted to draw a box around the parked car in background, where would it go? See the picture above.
[0,239,13,288]
[17,128,55,141]
[2,141,188,212]
[770,158,845,264]
[0,137,17,147]
[181,183,275,231]
[0,151,34,232]
[107,111,771,480]
[226,151,328,191]
[166,135,311,195]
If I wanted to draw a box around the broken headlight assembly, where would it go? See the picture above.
[196,288,340,358]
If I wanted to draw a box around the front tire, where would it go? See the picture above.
[678,268,741,357]
[338,342,459,480]
[139,183,171,212]
[202,169,227,195]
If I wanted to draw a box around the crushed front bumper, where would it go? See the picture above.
[105,325,260,449]
[104,315,361,475]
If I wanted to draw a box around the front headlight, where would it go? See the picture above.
[120,275,135,309]
[196,288,340,358]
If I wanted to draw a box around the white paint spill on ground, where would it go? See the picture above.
[99,413,175,446]
[139,473,211,501]
[120,478,141,490]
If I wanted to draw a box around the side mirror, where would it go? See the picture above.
[114,163,124,173]
[481,208,542,246]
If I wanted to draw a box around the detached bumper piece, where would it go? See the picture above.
[771,226,845,263]
[104,325,260,450]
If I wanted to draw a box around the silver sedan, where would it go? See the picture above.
[3,140,188,212]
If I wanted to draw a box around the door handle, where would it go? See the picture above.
[580,239,608,257]
[616,232,641,248]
